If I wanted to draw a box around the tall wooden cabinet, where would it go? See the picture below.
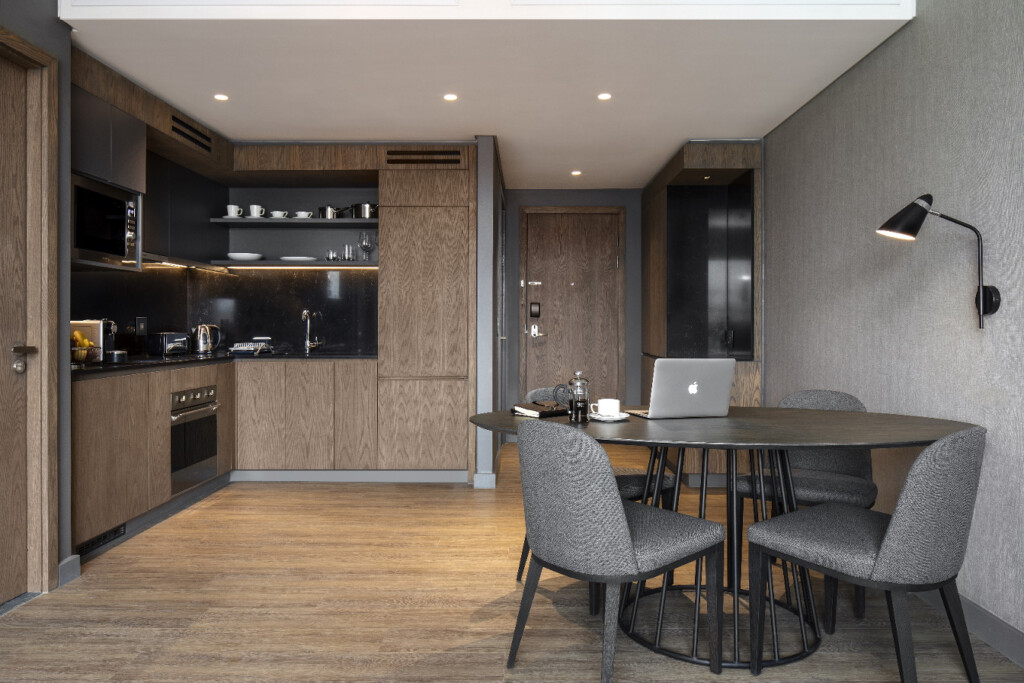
[377,155,476,472]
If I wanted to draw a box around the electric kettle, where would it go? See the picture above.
[193,324,221,354]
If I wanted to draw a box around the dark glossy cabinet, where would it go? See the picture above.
[71,85,146,194]
[144,152,228,262]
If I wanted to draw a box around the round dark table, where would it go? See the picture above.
[471,407,977,668]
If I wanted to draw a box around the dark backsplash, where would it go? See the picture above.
[71,267,378,355]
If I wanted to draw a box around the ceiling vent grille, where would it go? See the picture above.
[385,149,462,166]
[170,115,213,154]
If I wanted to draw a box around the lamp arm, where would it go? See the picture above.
[931,211,986,327]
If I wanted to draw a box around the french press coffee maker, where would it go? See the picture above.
[566,370,590,423]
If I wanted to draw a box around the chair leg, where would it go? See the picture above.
[516,536,530,582]
[748,543,767,676]
[589,581,603,616]
[601,582,621,683]
[824,574,839,635]
[854,584,866,619]
[885,589,918,683]
[507,558,542,669]
[939,581,980,683]
[705,544,724,674]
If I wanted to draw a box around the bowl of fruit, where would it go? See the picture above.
[71,330,96,362]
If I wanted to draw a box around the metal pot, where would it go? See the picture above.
[318,205,344,219]
[348,203,378,219]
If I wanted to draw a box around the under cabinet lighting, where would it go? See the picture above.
[226,266,379,271]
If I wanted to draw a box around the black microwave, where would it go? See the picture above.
[71,173,140,270]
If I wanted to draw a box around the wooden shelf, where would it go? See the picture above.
[210,218,378,226]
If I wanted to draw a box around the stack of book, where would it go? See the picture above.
[512,401,568,418]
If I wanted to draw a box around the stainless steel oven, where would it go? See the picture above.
[170,385,219,495]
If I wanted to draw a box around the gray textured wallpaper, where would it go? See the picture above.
[764,0,1023,632]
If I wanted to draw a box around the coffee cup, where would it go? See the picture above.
[590,398,621,417]
[226,204,242,217]
[294,211,313,219]
[248,204,265,218]
[270,210,288,218]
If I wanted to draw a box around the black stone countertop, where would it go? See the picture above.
[71,348,377,381]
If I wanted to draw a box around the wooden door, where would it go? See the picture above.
[0,48,29,604]
[520,208,626,402]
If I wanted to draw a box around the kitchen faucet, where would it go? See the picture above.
[301,309,323,353]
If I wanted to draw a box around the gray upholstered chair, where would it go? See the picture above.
[509,420,725,683]
[747,426,986,683]
[515,387,679,582]
[734,389,877,615]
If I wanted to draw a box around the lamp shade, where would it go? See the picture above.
[876,194,933,240]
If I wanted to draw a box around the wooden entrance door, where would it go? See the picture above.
[519,208,625,402]
[0,29,59,600]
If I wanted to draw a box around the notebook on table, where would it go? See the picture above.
[626,358,737,419]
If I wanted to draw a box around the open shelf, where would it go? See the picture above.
[211,260,378,269]
[211,218,378,226]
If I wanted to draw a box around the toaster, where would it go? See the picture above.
[148,331,190,357]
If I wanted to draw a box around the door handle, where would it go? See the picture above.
[530,324,547,338]
[11,344,36,374]
[11,345,37,355]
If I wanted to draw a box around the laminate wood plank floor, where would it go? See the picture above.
[1,445,1020,681]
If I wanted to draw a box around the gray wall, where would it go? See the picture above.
[0,1,74,566]
[503,189,643,409]
[764,0,1023,645]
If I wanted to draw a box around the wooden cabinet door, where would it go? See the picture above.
[71,374,149,547]
[378,206,469,378]
[334,360,378,469]
[236,361,334,469]
[377,378,468,469]
[379,169,469,206]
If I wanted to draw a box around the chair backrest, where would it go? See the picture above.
[517,420,639,577]
[779,390,872,480]
[870,426,986,585]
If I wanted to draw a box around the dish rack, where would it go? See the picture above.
[229,340,273,356]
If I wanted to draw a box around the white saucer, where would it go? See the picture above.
[589,412,629,422]
[280,256,316,261]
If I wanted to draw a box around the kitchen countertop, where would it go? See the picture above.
[71,349,377,381]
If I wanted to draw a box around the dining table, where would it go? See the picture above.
[470,406,977,670]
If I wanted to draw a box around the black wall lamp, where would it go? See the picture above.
[877,194,1001,329]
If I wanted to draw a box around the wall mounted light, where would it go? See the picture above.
[877,194,1001,328]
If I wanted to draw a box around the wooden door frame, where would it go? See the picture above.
[518,206,627,400]
[0,28,60,593]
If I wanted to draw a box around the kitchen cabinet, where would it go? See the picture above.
[70,85,146,193]
[334,360,378,469]
[377,379,468,469]
[71,373,150,548]
[145,152,229,263]
[235,360,335,469]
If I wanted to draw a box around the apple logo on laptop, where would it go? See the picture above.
[688,381,699,395]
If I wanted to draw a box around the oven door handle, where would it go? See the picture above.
[170,402,220,424]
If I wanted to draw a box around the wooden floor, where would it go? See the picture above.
[0,445,1020,682]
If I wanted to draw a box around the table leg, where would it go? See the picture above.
[727,448,740,664]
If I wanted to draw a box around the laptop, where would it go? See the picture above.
[626,358,737,419]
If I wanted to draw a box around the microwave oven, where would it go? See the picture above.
[71,173,140,270]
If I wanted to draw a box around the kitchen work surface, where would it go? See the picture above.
[0,445,1018,682]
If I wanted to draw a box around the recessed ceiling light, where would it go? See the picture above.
[704,175,712,180]
[443,93,458,102]
[213,93,229,101]
[597,93,612,101]
[571,170,583,176]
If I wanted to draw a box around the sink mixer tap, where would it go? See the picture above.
[301,309,323,353]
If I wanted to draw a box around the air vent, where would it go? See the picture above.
[385,149,463,166]
[170,115,213,154]
[76,524,126,557]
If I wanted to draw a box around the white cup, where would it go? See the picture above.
[270,210,288,218]
[248,204,265,218]
[294,211,313,219]
[226,204,242,217]
[590,398,621,416]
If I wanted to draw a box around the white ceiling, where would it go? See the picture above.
[62,6,911,189]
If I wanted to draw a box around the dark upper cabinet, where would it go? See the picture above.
[71,86,147,194]
[145,152,228,262]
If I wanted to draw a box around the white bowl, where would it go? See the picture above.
[227,252,263,261]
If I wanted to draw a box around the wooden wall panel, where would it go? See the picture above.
[377,379,468,469]
[334,360,378,469]
[232,144,379,172]
[378,170,469,206]
[377,207,469,378]
[641,187,667,357]
[376,144,469,170]
[641,355,656,405]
